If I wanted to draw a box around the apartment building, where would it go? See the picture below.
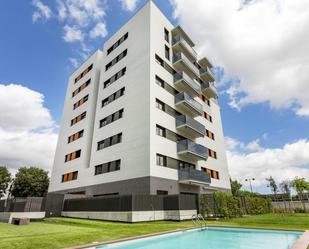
[49,1,231,197]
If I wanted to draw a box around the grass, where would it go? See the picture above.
[0,213,308,249]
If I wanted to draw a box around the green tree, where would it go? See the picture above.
[10,167,49,197]
[279,180,292,199]
[0,166,12,198]
[230,179,242,197]
[292,178,309,202]
[266,176,278,199]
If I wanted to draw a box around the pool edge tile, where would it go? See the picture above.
[291,230,309,249]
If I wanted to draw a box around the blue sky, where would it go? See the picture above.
[0,0,308,193]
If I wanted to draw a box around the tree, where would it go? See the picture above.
[279,180,292,199]
[292,178,309,202]
[0,166,12,198]
[10,167,49,197]
[266,176,278,198]
[230,179,242,197]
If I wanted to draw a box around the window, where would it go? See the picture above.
[165,45,170,60]
[156,153,195,170]
[95,159,121,175]
[204,112,213,123]
[105,49,127,71]
[68,130,84,143]
[62,171,78,182]
[72,79,91,97]
[208,149,217,159]
[206,129,215,140]
[155,54,175,75]
[65,150,81,162]
[156,125,166,137]
[97,133,122,151]
[101,87,125,108]
[104,67,126,88]
[164,28,169,43]
[107,32,128,55]
[157,190,168,195]
[155,99,165,111]
[155,75,178,95]
[156,154,166,166]
[99,109,124,128]
[200,95,211,106]
[202,167,219,179]
[73,94,89,109]
[71,111,86,126]
[74,64,93,83]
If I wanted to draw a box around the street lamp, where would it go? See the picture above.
[245,178,255,193]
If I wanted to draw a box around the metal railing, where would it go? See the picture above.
[175,92,203,113]
[199,66,215,79]
[172,34,197,58]
[177,139,208,159]
[173,52,199,76]
[176,115,205,136]
[192,214,208,230]
[179,168,211,184]
[174,72,201,95]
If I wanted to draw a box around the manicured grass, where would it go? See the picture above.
[0,214,308,249]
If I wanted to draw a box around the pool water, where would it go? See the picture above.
[97,227,303,249]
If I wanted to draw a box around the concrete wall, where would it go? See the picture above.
[61,209,197,222]
[0,212,45,224]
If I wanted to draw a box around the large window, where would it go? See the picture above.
[208,149,217,159]
[156,154,166,166]
[155,75,178,96]
[72,79,90,97]
[97,133,122,151]
[62,171,78,182]
[101,87,125,107]
[156,153,195,170]
[105,49,127,71]
[165,45,170,60]
[104,67,126,88]
[65,150,81,162]
[206,129,215,140]
[107,32,128,55]
[99,109,124,128]
[71,111,86,126]
[74,64,93,83]
[73,94,89,109]
[164,28,169,43]
[202,167,219,179]
[95,159,121,175]
[156,125,166,137]
[68,130,84,143]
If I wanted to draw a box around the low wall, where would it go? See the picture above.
[0,212,45,224]
[272,201,309,212]
[61,210,197,222]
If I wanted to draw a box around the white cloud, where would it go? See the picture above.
[63,25,84,42]
[0,84,57,172]
[32,0,52,23]
[170,0,309,116]
[89,22,108,38]
[225,137,309,187]
[69,57,79,68]
[119,0,139,12]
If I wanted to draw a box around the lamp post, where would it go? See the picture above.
[245,178,255,193]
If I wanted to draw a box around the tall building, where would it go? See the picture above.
[49,1,231,196]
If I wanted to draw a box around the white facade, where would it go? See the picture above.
[49,1,231,195]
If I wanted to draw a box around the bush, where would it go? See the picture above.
[199,192,272,218]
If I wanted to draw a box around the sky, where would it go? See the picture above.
[0,0,308,193]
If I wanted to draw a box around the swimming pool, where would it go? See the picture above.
[96,227,303,249]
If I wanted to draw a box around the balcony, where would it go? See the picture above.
[179,168,211,186]
[174,72,201,97]
[176,115,205,138]
[173,52,199,78]
[172,34,197,62]
[175,92,203,117]
[199,66,215,82]
[177,139,208,161]
[201,82,217,99]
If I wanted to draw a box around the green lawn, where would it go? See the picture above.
[0,214,308,249]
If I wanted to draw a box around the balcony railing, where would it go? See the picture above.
[201,82,217,99]
[177,139,208,160]
[172,34,197,60]
[179,168,211,185]
[199,66,215,82]
[174,72,201,96]
[175,92,203,117]
[176,115,205,137]
[173,52,199,77]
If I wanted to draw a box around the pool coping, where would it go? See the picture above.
[65,226,309,249]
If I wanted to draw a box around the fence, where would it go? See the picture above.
[272,201,309,212]
[63,194,197,212]
[0,197,46,212]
